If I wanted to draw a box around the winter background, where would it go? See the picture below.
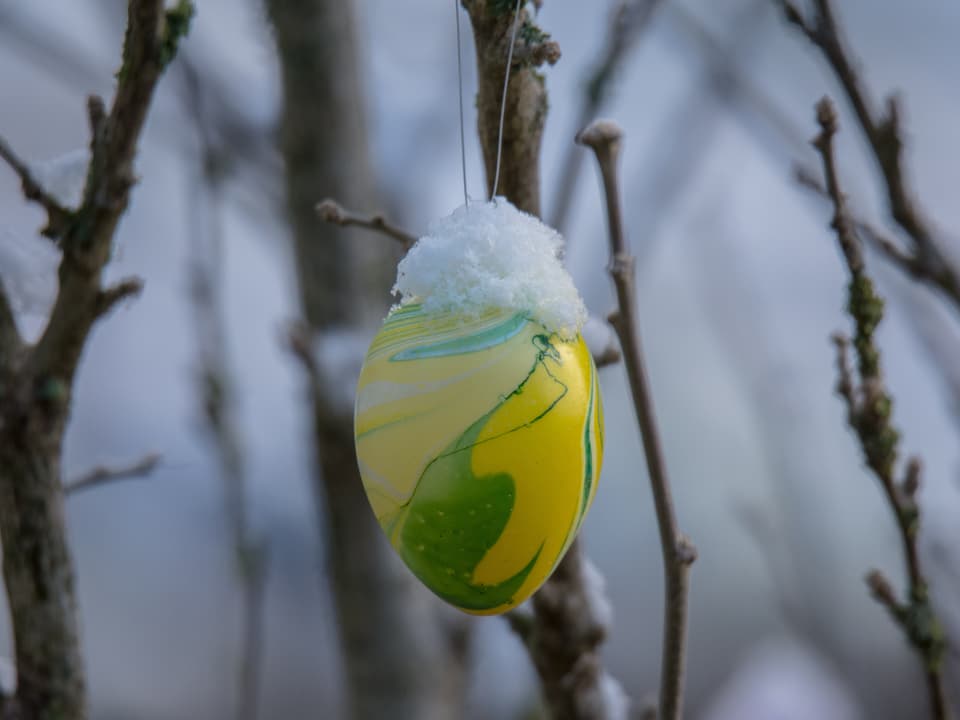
[0,0,959,718]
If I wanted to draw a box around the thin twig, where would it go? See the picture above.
[778,0,960,311]
[665,4,960,317]
[592,344,622,369]
[812,97,950,720]
[65,453,161,495]
[316,198,416,250]
[584,315,623,368]
[0,135,75,239]
[95,277,145,318]
[578,119,695,720]
[793,165,949,292]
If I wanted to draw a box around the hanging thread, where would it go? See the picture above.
[454,0,469,207]
[491,0,524,200]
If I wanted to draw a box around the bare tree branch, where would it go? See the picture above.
[0,136,74,239]
[0,275,20,359]
[778,0,960,311]
[95,277,145,318]
[317,198,416,250]
[578,119,696,720]
[664,4,960,319]
[463,0,560,215]
[30,0,193,385]
[591,341,622,369]
[0,7,284,226]
[793,165,955,300]
[65,453,161,495]
[812,97,951,720]
[550,0,666,232]
[522,541,628,719]
[0,2,192,718]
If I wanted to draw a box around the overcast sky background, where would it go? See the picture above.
[0,1,959,718]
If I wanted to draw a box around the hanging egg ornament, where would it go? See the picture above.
[354,200,603,615]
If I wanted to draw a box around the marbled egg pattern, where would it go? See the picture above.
[354,303,603,614]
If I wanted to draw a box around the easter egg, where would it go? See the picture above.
[354,302,603,614]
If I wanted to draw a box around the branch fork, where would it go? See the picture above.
[779,0,960,311]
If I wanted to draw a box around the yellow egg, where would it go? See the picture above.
[354,302,603,614]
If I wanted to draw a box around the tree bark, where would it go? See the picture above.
[265,1,463,718]
[0,402,84,719]
[466,0,560,214]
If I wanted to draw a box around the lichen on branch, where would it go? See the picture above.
[813,96,951,720]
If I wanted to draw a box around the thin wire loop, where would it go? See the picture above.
[491,0,523,200]
[454,0,469,207]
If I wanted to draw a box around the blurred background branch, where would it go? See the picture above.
[64,452,161,495]
[264,0,469,717]
[549,0,666,234]
[316,199,416,252]
[179,55,270,720]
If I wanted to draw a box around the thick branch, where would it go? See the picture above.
[0,275,20,362]
[317,198,415,251]
[778,0,960,311]
[0,3,192,719]
[267,1,467,717]
[31,0,192,385]
[813,97,950,720]
[522,542,628,720]
[463,0,560,215]
[578,120,695,720]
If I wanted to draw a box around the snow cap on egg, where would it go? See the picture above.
[393,199,587,340]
